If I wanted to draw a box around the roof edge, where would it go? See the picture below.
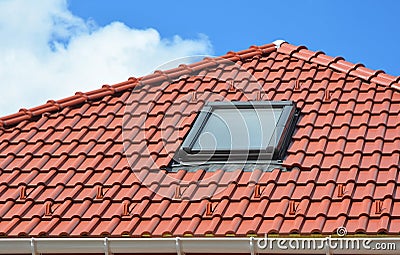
[0,43,277,129]
[1,41,399,130]
[278,43,400,92]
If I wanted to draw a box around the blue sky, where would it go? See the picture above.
[0,0,399,116]
[69,0,400,75]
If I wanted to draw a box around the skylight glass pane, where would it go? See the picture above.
[192,107,283,151]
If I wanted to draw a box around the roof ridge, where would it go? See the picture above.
[278,42,400,91]
[0,43,277,129]
[3,41,398,130]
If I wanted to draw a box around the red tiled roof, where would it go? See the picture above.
[0,41,399,237]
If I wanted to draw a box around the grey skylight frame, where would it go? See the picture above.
[174,101,297,164]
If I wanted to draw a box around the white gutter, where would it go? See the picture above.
[0,237,399,254]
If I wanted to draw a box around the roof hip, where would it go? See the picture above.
[278,42,400,91]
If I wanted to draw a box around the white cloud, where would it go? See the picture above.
[0,0,212,116]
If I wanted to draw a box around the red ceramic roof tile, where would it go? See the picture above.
[0,41,398,238]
